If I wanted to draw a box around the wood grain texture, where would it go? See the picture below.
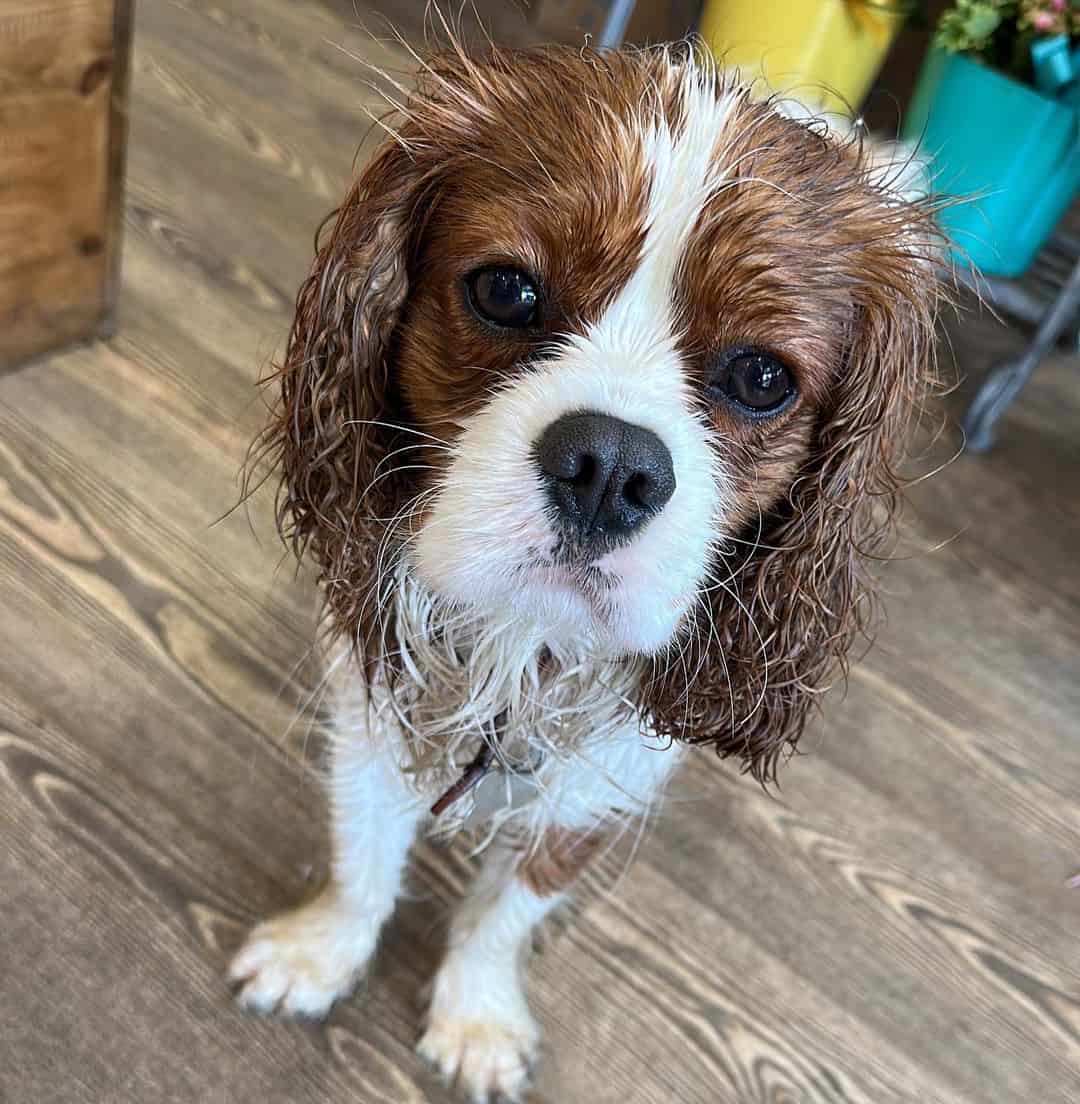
[0,0,132,369]
[1,3,1078,1102]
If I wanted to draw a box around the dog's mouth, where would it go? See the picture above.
[410,502,699,655]
[548,529,631,569]
[521,544,621,598]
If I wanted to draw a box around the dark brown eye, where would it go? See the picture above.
[709,348,796,417]
[466,266,539,328]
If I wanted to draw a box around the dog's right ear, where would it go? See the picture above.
[256,137,430,639]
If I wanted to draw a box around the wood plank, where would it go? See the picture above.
[0,87,110,365]
[1,2,1078,1102]
[0,0,132,368]
[0,0,113,91]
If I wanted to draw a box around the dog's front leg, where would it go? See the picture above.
[229,728,425,1017]
[419,827,602,1102]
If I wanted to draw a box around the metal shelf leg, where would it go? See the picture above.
[964,255,1080,452]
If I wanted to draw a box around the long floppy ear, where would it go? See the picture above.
[252,137,433,648]
[644,178,940,784]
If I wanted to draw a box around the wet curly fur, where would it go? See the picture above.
[248,42,941,784]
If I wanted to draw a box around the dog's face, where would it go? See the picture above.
[263,47,938,777]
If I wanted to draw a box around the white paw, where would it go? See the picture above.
[228,889,376,1018]
[418,1011,538,1103]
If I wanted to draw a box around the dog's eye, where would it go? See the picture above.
[708,348,796,418]
[466,266,539,328]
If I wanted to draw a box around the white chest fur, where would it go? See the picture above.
[324,583,686,845]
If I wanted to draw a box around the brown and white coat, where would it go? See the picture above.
[228,42,940,1103]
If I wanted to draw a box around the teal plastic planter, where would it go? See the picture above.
[904,49,1080,277]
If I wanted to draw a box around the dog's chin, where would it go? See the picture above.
[411,555,690,658]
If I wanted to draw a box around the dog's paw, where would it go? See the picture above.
[417,1012,538,1103]
[228,889,376,1018]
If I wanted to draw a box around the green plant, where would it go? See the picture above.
[933,0,1080,82]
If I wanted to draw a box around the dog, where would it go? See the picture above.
[228,42,939,1102]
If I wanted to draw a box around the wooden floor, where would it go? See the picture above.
[2,3,1079,1102]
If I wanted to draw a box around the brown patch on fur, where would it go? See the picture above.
[517,827,607,897]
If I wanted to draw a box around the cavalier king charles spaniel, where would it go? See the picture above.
[228,42,939,1102]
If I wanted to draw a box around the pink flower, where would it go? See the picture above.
[1033,10,1056,29]
[1051,0,1066,11]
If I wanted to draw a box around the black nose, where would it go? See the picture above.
[534,412,676,544]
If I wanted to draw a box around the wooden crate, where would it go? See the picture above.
[0,0,133,370]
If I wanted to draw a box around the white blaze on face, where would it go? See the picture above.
[412,64,736,655]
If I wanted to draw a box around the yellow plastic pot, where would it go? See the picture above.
[699,0,906,113]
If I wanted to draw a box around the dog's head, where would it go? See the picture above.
[261,45,939,779]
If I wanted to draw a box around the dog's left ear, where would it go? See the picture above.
[644,140,940,782]
[249,46,512,652]
[245,129,438,657]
